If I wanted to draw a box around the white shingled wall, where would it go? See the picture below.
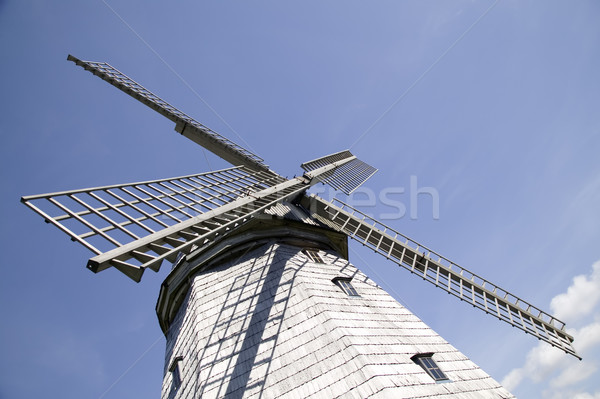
[161,242,514,399]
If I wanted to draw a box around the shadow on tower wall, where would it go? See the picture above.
[179,244,304,399]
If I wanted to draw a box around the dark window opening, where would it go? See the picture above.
[304,249,325,263]
[332,277,359,297]
[168,356,184,398]
[411,353,449,382]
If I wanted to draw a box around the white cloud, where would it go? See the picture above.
[551,361,597,388]
[544,391,600,399]
[550,261,600,323]
[501,368,524,391]
[502,260,600,396]
[572,393,600,399]
[501,343,569,387]
[573,322,600,353]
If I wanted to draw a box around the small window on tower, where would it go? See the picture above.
[411,353,449,382]
[168,356,184,398]
[304,249,325,263]
[332,277,359,297]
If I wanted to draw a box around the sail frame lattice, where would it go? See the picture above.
[67,54,269,172]
[301,150,377,194]
[22,167,286,280]
[308,195,580,359]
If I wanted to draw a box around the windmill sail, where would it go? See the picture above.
[22,167,286,281]
[306,195,580,359]
[21,152,376,282]
[301,150,378,194]
[67,55,270,173]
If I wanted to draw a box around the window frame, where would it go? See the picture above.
[332,277,360,297]
[411,353,450,382]
[168,355,184,397]
[303,248,325,264]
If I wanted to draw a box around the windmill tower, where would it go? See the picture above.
[22,55,580,398]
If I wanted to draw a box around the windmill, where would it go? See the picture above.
[22,55,579,398]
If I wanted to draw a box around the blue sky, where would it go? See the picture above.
[1,1,599,398]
